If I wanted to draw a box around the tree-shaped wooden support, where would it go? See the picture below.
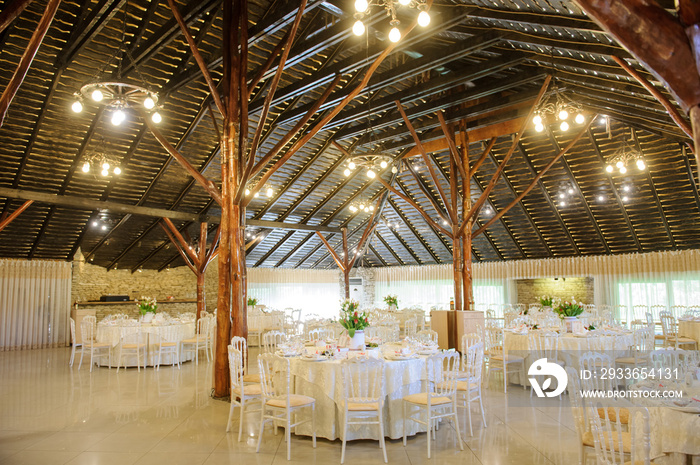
[141,0,429,396]
[159,219,219,320]
[0,200,33,234]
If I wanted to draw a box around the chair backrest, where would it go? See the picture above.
[228,346,244,394]
[586,401,651,465]
[415,329,438,344]
[504,311,519,328]
[579,351,615,392]
[659,311,677,338]
[196,316,210,336]
[427,351,460,401]
[485,326,504,356]
[528,331,560,361]
[565,366,590,445]
[650,305,666,321]
[404,318,417,338]
[262,330,286,353]
[257,353,290,403]
[308,327,332,342]
[230,335,249,373]
[377,324,400,343]
[120,320,145,344]
[462,342,484,382]
[156,324,180,343]
[70,317,77,344]
[80,316,97,344]
[341,357,385,409]
[635,326,655,353]
[461,332,480,355]
[649,348,688,376]
[669,305,685,319]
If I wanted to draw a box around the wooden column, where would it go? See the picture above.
[460,122,473,309]
[450,148,462,311]
[342,228,350,298]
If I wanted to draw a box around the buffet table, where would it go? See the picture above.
[287,355,428,441]
[96,321,196,366]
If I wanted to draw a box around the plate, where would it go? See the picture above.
[387,355,417,360]
[301,356,325,361]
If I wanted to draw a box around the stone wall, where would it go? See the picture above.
[516,277,594,305]
[338,267,375,308]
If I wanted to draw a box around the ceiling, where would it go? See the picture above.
[0,0,698,272]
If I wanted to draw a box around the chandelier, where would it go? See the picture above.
[352,0,431,42]
[349,198,376,214]
[343,152,397,179]
[244,183,274,199]
[532,82,585,133]
[70,3,163,126]
[605,142,645,174]
[80,144,122,176]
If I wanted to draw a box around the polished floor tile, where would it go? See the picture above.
[0,347,585,465]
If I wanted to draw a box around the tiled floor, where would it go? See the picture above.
[0,347,580,465]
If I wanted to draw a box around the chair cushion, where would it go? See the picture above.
[267,394,315,408]
[455,381,480,392]
[233,383,262,397]
[181,336,207,344]
[668,336,696,343]
[490,354,524,362]
[403,393,452,406]
[582,430,631,453]
[347,401,379,411]
[624,460,656,465]
[122,343,146,349]
[158,342,178,347]
[242,373,261,383]
[615,357,640,364]
[597,407,630,424]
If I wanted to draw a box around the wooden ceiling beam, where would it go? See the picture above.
[368,244,388,267]
[395,181,453,256]
[387,199,441,263]
[682,144,700,214]
[374,231,405,266]
[0,0,34,33]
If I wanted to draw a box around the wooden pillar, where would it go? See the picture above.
[196,272,206,320]
[342,227,350,298]
[460,123,473,309]
[450,153,462,311]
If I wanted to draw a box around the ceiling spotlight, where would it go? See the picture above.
[559,193,566,199]
[560,201,566,207]
[622,196,629,202]
[535,123,544,133]
[391,166,398,174]
[348,161,356,170]
[111,109,125,126]
[355,0,369,12]
[575,113,585,124]
[254,192,259,198]
[567,187,574,195]
[92,221,99,227]
[558,110,569,121]
[101,224,107,230]
[101,169,109,176]
[143,96,155,109]
[442,220,449,226]
[266,187,273,198]
[623,185,630,192]
[599,115,607,124]
[597,195,605,202]
[369,205,375,211]
[619,166,627,174]
[636,159,646,170]
[616,161,624,169]
[533,115,542,125]
[245,188,250,196]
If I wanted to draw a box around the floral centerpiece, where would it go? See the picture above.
[247,297,258,306]
[136,296,157,315]
[539,295,560,308]
[383,295,398,309]
[339,299,369,337]
[554,299,584,318]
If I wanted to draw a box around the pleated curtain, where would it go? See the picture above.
[0,259,72,351]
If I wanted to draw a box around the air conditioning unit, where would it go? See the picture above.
[349,277,363,301]
[349,277,363,286]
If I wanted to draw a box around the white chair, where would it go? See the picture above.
[78,316,111,372]
[415,329,438,344]
[181,317,210,364]
[116,322,147,373]
[206,316,216,361]
[587,402,654,465]
[155,325,181,370]
[69,317,81,367]
[248,314,264,347]
[257,353,316,461]
[528,331,563,398]
[402,351,463,458]
[660,311,697,349]
[404,317,417,339]
[307,327,332,342]
[231,335,260,383]
[485,326,525,393]
[456,342,486,436]
[615,326,654,371]
[262,330,286,354]
[226,346,262,441]
[340,357,387,464]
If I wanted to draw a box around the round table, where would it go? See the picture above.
[96,321,196,366]
[287,355,428,441]
[679,319,700,345]
[503,329,634,386]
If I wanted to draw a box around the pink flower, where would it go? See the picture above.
[354,318,358,324]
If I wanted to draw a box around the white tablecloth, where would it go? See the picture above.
[679,320,700,345]
[503,330,634,386]
[248,312,284,332]
[287,356,428,441]
[96,322,196,366]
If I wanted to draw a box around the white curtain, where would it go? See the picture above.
[373,264,506,310]
[0,259,72,351]
[247,268,341,319]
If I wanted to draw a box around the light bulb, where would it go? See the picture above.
[92,221,98,227]
[350,206,357,212]
[533,114,542,125]
[144,97,155,109]
[535,123,544,132]
[443,220,449,226]
[348,161,356,169]
[355,0,368,12]
[266,187,273,197]
[389,27,401,43]
[113,166,121,175]
[72,101,83,113]
[560,121,569,131]
[599,116,607,124]
[598,195,605,202]
[253,192,259,198]
[619,166,627,174]
[636,159,645,170]
[622,196,629,202]
[559,192,566,199]
[606,165,613,173]
[558,109,568,120]
[364,206,369,212]
[367,169,376,178]
[359,203,366,210]
[91,89,103,101]
[391,166,398,173]
[398,0,410,4]
[560,201,566,207]
[369,205,374,211]
[567,187,574,195]
[102,162,110,170]
[616,161,624,169]
[417,10,430,27]
[152,112,162,123]
[101,169,109,176]
[111,109,125,126]
[575,113,585,124]
[245,188,250,196]
[101,224,107,230]
[81,162,90,173]
[380,160,387,169]
[623,185,630,192]
[352,20,365,36]
[344,168,351,177]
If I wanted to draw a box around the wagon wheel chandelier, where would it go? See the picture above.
[531,81,585,133]
[352,0,431,42]
[70,2,163,126]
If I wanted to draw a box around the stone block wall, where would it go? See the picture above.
[516,277,594,305]
[338,267,375,309]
